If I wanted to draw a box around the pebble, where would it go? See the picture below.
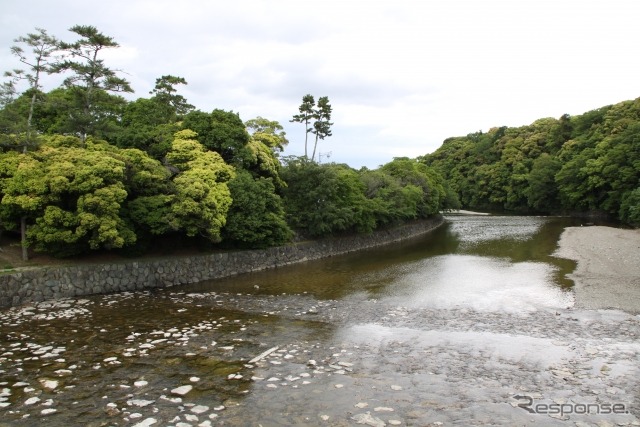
[39,379,58,390]
[351,412,386,427]
[191,405,209,414]
[171,385,193,396]
[127,399,154,407]
[2,286,639,426]
[132,418,157,427]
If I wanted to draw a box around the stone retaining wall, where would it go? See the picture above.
[0,216,444,307]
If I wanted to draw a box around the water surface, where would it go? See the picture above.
[5,215,635,427]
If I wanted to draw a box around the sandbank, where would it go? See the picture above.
[554,225,640,314]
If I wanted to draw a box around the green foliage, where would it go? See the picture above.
[381,158,446,217]
[149,75,194,118]
[423,97,640,225]
[526,153,561,212]
[165,131,235,242]
[290,94,315,158]
[241,139,286,188]
[52,25,133,141]
[360,168,422,225]
[290,94,333,162]
[281,159,374,237]
[182,109,250,163]
[310,96,333,161]
[111,97,179,158]
[0,25,463,259]
[5,27,59,147]
[0,137,138,256]
[620,188,640,226]
[245,116,289,153]
[222,170,292,248]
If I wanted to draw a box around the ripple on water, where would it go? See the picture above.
[360,254,574,313]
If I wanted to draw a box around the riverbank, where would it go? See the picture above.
[554,225,640,314]
[0,216,444,307]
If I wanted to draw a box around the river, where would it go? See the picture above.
[0,215,638,426]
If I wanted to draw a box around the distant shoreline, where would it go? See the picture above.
[443,209,491,216]
[554,226,640,314]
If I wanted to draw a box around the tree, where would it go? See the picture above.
[620,188,640,226]
[182,109,250,164]
[381,158,446,217]
[165,130,235,241]
[3,28,60,260]
[5,28,59,151]
[112,97,179,158]
[245,116,289,153]
[290,94,315,159]
[359,168,422,226]
[0,151,48,260]
[222,170,292,248]
[150,75,194,119]
[242,139,286,188]
[281,159,374,237]
[310,96,333,162]
[52,25,133,142]
[0,137,138,257]
[525,153,561,212]
[290,95,333,162]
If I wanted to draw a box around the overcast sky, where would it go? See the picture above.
[2,0,639,168]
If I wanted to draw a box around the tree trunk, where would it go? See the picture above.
[304,119,309,159]
[311,134,319,163]
[21,216,28,261]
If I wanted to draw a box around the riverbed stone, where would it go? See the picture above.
[171,385,193,396]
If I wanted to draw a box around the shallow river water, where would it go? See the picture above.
[0,215,638,426]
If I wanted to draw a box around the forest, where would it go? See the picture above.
[1,26,638,261]
[420,98,640,226]
[0,26,452,260]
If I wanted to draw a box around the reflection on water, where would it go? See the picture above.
[184,215,578,310]
[376,254,573,312]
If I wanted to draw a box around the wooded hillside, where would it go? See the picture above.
[421,97,640,225]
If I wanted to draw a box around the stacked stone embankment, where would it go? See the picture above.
[0,216,444,307]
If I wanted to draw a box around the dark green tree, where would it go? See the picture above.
[311,96,333,162]
[4,28,59,150]
[222,170,292,248]
[290,94,315,159]
[281,158,375,237]
[359,168,422,226]
[52,25,133,142]
[382,158,446,217]
[525,153,562,212]
[182,109,250,164]
[149,75,194,120]
[112,97,179,158]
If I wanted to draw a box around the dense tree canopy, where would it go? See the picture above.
[422,98,640,225]
[1,24,636,261]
